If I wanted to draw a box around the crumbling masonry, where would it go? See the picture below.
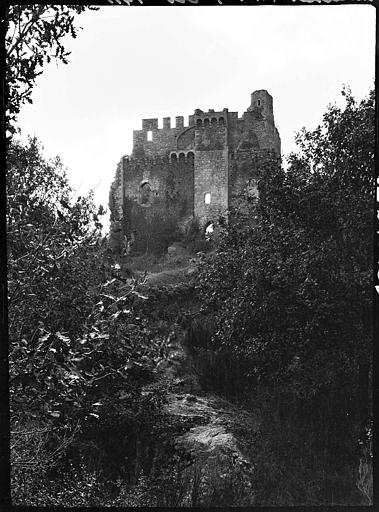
[109,89,281,253]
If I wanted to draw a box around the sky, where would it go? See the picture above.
[17,5,375,230]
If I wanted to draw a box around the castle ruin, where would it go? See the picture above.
[109,89,281,254]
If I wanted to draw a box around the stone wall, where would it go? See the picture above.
[194,149,229,225]
[228,150,259,209]
[109,89,281,248]
[132,114,195,158]
[121,154,194,252]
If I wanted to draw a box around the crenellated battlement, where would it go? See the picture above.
[137,108,232,137]
[139,114,195,133]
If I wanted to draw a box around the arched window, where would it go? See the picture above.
[187,151,194,163]
[196,119,202,128]
[204,192,211,204]
[204,118,210,128]
[219,117,225,125]
[171,153,178,163]
[179,152,186,163]
[211,117,217,127]
[140,182,151,205]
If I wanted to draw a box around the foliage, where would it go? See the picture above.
[7,137,172,504]
[5,6,189,505]
[7,137,104,342]
[247,388,363,505]
[192,88,374,504]
[196,88,374,402]
[5,4,97,132]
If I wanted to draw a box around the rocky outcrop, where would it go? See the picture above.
[162,392,259,506]
[150,320,260,506]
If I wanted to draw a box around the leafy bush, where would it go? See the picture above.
[7,137,173,504]
[190,89,374,504]
[195,89,373,407]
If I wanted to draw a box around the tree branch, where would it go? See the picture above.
[6,5,45,58]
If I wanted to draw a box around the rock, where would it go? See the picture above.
[178,424,236,452]
[165,394,258,506]
[171,375,202,394]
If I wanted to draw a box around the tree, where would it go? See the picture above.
[192,89,374,504]
[197,88,374,414]
[7,137,171,505]
[7,136,105,404]
[7,137,105,338]
[4,7,169,504]
[5,4,97,132]
[3,6,96,505]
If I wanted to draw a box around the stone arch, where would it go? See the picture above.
[187,151,194,163]
[179,152,186,162]
[204,118,210,128]
[196,119,202,128]
[211,117,217,127]
[171,153,178,163]
[176,126,195,151]
[219,117,225,125]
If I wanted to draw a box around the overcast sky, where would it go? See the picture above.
[17,5,375,228]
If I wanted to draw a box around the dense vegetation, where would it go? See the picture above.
[7,88,374,506]
[5,6,373,506]
[7,136,213,506]
[191,88,374,503]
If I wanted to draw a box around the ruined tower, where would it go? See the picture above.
[109,89,280,253]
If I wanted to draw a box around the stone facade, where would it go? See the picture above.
[109,89,280,252]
